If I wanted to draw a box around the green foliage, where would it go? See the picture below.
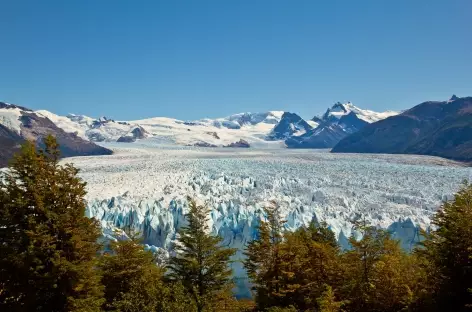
[276,222,342,311]
[340,222,420,312]
[1,137,471,312]
[168,197,236,312]
[99,233,169,311]
[317,285,344,312]
[415,181,472,311]
[245,206,343,311]
[265,305,297,312]
[244,202,286,310]
[0,136,104,311]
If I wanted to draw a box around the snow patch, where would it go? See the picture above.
[0,106,23,134]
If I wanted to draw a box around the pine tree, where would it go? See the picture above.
[0,136,104,311]
[167,198,236,312]
[416,182,472,311]
[99,233,168,312]
[243,202,286,310]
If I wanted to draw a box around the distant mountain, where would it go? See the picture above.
[286,102,398,148]
[0,98,406,158]
[332,96,472,162]
[33,110,286,148]
[286,123,347,148]
[267,112,313,140]
[29,103,397,150]
[36,110,137,142]
[117,126,149,142]
[195,111,284,129]
[0,102,112,167]
[322,102,398,124]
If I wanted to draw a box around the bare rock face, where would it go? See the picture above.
[267,112,313,140]
[332,96,472,162]
[0,102,112,167]
[224,139,250,148]
[190,142,218,148]
[206,131,220,139]
[117,126,148,142]
[0,123,24,167]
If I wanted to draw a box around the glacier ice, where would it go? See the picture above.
[67,144,471,295]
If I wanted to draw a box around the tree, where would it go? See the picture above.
[340,221,420,312]
[415,182,472,311]
[243,202,286,310]
[317,285,344,312]
[277,221,342,311]
[0,136,104,311]
[167,198,236,312]
[99,233,168,312]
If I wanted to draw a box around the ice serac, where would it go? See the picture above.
[73,146,469,296]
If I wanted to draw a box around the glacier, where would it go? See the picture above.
[66,143,471,296]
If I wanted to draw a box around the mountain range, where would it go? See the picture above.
[332,95,472,161]
[0,102,112,167]
[1,95,471,165]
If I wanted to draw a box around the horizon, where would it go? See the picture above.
[1,0,471,120]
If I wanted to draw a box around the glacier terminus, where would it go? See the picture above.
[67,143,471,296]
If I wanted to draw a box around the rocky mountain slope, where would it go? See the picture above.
[0,102,112,167]
[332,96,472,161]
[286,102,398,148]
[266,112,314,140]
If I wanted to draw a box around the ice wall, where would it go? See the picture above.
[72,146,470,296]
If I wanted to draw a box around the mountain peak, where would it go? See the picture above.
[323,101,359,121]
[332,101,354,110]
[449,94,459,101]
[267,112,312,140]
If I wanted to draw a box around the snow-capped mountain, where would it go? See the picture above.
[332,95,472,161]
[36,110,139,142]
[34,110,286,148]
[34,104,396,150]
[285,102,398,148]
[195,111,284,129]
[266,112,314,140]
[1,98,399,161]
[0,103,111,167]
[322,101,398,124]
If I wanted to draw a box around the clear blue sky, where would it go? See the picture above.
[1,0,471,120]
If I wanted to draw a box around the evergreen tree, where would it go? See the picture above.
[243,202,286,310]
[0,136,104,311]
[265,306,297,312]
[277,222,342,311]
[167,198,236,312]
[416,182,472,311]
[99,233,168,312]
[317,285,344,312]
[341,221,420,312]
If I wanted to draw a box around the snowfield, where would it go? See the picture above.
[66,143,470,295]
